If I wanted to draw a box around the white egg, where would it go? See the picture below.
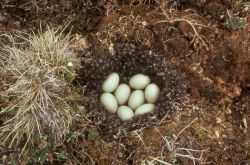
[102,72,120,92]
[135,104,155,116]
[117,106,134,121]
[128,90,145,110]
[129,74,150,89]
[100,93,118,113]
[145,83,160,103]
[114,84,131,105]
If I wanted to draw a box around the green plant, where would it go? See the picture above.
[64,58,76,82]
[170,0,180,7]
[117,127,128,136]
[224,17,244,30]
[29,135,52,165]
[66,129,80,142]
[224,10,245,30]
[55,150,67,162]
[0,26,79,154]
[88,128,100,141]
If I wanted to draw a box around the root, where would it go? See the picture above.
[143,118,207,165]
[156,0,209,51]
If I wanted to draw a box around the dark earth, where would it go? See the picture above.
[0,0,250,164]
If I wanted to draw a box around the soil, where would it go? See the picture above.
[0,0,250,164]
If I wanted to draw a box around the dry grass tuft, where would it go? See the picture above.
[0,26,79,154]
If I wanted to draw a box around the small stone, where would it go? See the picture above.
[242,117,247,128]
[67,62,73,67]
[224,109,231,114]
[244,6,249,12]
[214,129,220,138]
[216,117,222,124]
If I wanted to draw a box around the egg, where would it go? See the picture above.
[145,83,160,103]
[117,106,134,121]
[114,84,131,105]
[100,93,118,113]
[135,104,155,116]
[102,72,119,92]
[129,74,150,89]
[128,90,145,110]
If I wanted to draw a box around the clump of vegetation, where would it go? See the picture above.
[224,10,245,30]
[0,26,79,153]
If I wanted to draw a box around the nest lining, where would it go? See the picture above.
[76,42,186,136]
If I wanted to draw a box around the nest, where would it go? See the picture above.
[76,42,186,137]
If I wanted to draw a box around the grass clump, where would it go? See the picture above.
[0,26,79,153]
[224,10,245,30]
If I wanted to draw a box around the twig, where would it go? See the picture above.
[157,19,209,50]
[155,0,209,50]
[175,117,198,140]
[149,157,172,165]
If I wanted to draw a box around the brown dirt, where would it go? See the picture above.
[0,0,250,164]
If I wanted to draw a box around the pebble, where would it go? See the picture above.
[214,129,220,138]
[216,117,222,124]
[224,109,232,114]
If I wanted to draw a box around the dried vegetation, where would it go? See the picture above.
[0,26,79,154]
